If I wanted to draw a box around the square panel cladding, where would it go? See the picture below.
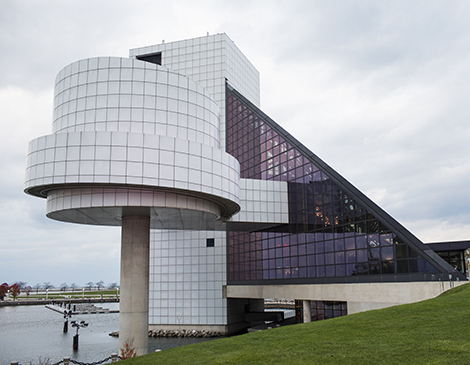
[130,34,260,330]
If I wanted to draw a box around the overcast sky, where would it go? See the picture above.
[1,0,469,287]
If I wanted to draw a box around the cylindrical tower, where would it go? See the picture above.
[24,57,240,355]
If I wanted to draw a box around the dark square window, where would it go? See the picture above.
[206,238,215,247]
[136,52,162,65]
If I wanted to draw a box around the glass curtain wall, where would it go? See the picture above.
[226,84,441,284]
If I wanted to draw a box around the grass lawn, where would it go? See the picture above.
[123,283,470,364]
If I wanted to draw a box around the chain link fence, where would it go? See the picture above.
[9,353,123,365]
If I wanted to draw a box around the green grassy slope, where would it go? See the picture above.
[124,283,470,364]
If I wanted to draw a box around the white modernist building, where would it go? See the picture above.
[24,34,287,354]
[25,34,462,355]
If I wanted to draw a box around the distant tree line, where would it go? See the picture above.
[0,280,119,299]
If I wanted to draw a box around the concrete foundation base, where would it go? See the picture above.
[225,281,467,315]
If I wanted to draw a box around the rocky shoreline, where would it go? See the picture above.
[109,329,221,338]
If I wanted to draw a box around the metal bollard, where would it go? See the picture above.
[63,357,70,365]
[10,362,19,365]
[73,334,79,349]
[111,353,118,362]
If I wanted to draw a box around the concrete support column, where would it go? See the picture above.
[119,215,150,356]
[302,300,311,323]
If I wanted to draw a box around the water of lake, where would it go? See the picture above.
[0,304,215,365]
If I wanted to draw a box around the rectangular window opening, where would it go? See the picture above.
[136,52,162,65]
[207,238,215,247]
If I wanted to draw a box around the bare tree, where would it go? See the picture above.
[33,283,41,294]
[108,282,118,290]
[15,281,27,291]
[85,281,94,290]
[96,280,104,290]
[43,282,54,290]
[70,283,78,292]
[60,283,68,292]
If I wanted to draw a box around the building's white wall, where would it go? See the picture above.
[149,229,227,326]
[52,57,221,148]
[26,132,240,207]
[129,33,260,149]
[130,34,260,331]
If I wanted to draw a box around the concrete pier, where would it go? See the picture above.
[302,300,311,323]
[45,303,118,314]
[119,215,150,356]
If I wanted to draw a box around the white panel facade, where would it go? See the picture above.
[52,57,221,147]
[129,33,260,149]
[149,229,227,326]
[26,132,239,205]
[130,34,260,331]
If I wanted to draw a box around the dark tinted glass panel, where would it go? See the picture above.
[136,52,162,65]
[397,260,408,273]
[396,245,408,259]
[310,301,347,321]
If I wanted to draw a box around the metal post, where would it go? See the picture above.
[73,334,79,350]
[295,300,304,323]
[70,320,88,350]
[63,357,70,365]
[111,353,118,362]
[63,311,69,333]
